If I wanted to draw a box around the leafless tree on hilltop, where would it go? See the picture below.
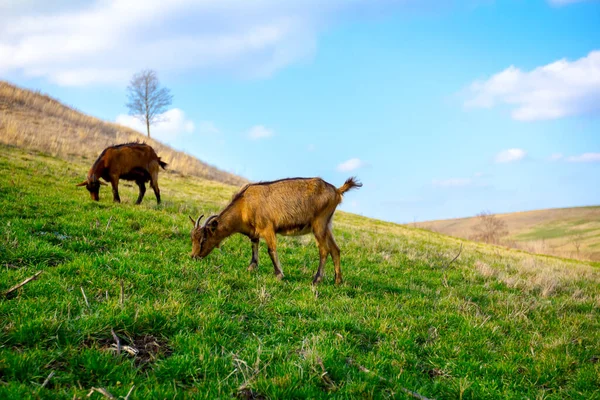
[126,69,172,138]
[471,210,509,245]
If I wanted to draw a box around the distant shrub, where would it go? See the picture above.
[470,210,509,245]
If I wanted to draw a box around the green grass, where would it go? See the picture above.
[515,225,598,241]
[1,144,599,399]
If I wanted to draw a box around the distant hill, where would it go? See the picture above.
[0,80,246,186]
[414,206,600,261]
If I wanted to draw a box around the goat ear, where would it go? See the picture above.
[208,218,218,232]
[76,180,87,187]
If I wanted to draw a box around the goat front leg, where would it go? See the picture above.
[248,237,259,271]
[263,230,284,280]
[110,176,121,203]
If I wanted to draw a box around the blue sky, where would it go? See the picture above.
[1,0,599,222]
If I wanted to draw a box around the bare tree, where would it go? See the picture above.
[471,210,508,245]
[572,233,584,257]
[126,69,173,138]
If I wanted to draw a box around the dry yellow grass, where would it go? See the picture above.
[0,80,246,186]
[415,206,600,261]
[336,211,600,300]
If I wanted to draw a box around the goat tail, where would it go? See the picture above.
[158,158,168,169]
[338,177,362,194]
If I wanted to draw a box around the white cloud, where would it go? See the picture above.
[0,0,425,86]
[566,152,600,162]
[547,0,592,5]
[337,158,367,172]
[247,125,274,140]
[197,121,220,135]
[431,170,491,189]
[116,108,194,142]
[432,178,473,188]
[464,50,600,121]
[495,148,526,163]
[549,153,564,161]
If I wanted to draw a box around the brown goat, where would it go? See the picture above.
[76,143,167,204]
[190,177,362,284]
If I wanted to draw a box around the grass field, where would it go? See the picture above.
[414,207,600,262]
[1,143,599,399]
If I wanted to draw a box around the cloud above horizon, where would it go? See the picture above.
[566,152,600,162]
[197,121,220,136]
[247,125,274,140]
[0,0,429,86]
[431,171,489,189]
[115,108,195,142]
[547,0,595,5]
[464,50,600,121]
[337,158,367,172]
[495,148,527,163]
[432,178,473,188]
[548,153,564,161]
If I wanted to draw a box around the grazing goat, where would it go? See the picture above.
[190,177,362,284]
[76,143,167,204]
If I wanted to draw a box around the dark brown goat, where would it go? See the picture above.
[76,143,167,204]
[190,177,362,284]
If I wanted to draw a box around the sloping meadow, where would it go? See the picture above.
[1,144,599,399]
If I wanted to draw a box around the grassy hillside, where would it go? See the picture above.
[0,80,246,186]
[1,144,599,399]
[414,207,600,262]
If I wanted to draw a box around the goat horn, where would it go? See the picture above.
[205,215,218,226]
[188,215,195,225]
[99,180,108,186]
[76,180,88,187]
[195,215,204,228]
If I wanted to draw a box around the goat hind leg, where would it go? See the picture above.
[312,234,329,285]
[135,181,146,205]
[327,231,343,284]
[263,231,284,280]
[150,171,161,204]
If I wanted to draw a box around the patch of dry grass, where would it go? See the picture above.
[0,80,246,186]
[414,206,600,261]
[334,211,599,299]
[473,253,600,298]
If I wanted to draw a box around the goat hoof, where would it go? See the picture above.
[335,277,343,285]
[275,272,284,281]
[312,275,322,285]
[248,263,258,271]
